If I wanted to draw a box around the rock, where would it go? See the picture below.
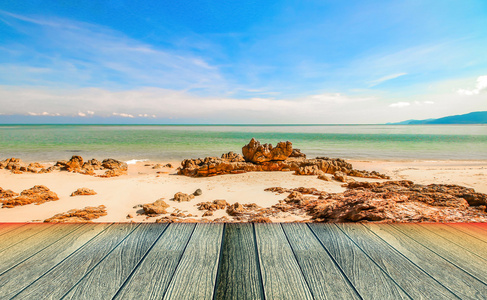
[227,202,246,216]
[333,171,347,182]
[142,199,169,215]
[98,168,127,178]
[202,211,213,217]
[152,164,163,169]
[197,200,229,211]
[163,163,173,168]
[102,158,128,171]
[249,216,272,223]
[44,205,107,223]
[0,187,18,199]
[294,165,321,175]
[70,188,97,197]
[193,189,203,196]
[289,148,306,159]
[242,138,293,163]
[65,155,84,172]
[318,173,332,181]
[173,192,194,202]
[221,151,245,162]
[126,213,134,219]
[2,185,59,208]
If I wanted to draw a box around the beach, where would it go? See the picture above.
[1,158,486,223]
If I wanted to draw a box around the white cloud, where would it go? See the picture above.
[113,112,135,118]
[389,102,410,108]
[457,75,487,96]
[78,112,86,117]
[87,111,95,115]
[369,73,407,87]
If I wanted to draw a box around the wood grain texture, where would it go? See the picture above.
[0,223,55,252]
[338,223,457,299]
[0,223,26,236]
[445,224,487,244]
[367,224,487,299]
[471,223,487,232]
[214,223,264,300]
[254,223,313,300]
[0,223,110,299]
[62,223,168,300]
[114,223,196,300]
[282,223,360,300]
[393,224,487,283]
[163,223,224,300]
[309,224,410,299]
[12,223,134,300]
[418,223,487,260]
[0,224,84,274]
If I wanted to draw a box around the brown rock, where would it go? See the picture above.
[173,192,195,202]
[202,211,213,217]
[227,202,246,216]
[2,185,59,208]
[221,151,245,162]
[164,163,173,168]
[333,171,347,182]
[242,138,293,163]
[249,216,272,223]
[65,155,84,172]
[0,187,18,199]
[197,200,229,211]
[71,188,97,197]
[289,148,306,158]
[44,205,107,223]
[102,158,128,171]
[142,199,169,215]
[318,173,332,181]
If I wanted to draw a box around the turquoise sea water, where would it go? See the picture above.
[0,125,486,162]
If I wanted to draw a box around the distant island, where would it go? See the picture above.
[389,111,487,125]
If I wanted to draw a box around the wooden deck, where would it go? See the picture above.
[0,223,486,299]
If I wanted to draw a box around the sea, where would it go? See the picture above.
[0,124,486,162]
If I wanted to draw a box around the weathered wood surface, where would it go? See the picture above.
[309,224,410,299]
[0,224,84,275]
[113,223,195,300]
[214,223,264,300]
[418,223,487,261]
[282,223,360,299]
[0,224,110,299]
[0,222,486,300]
[63,223,168,300]
[338,223,458,299]
[255,223,314,300]
[163,223,224,300]
[367,224,487,299]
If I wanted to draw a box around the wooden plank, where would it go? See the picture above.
[367,224,487,299]
[471,223,487,232]
[309,224,410,299]
[282,223,360,299]
[113,223,196,300]
[338,223,457,299]
[254,223,313,300]
[392,224,487,283]
[163,223,224,300]
[0,224,84,274]
[62,223,168,300]
[446,223,487,243]
[0,223,55,252]
[214,223,264,300]
[418,223,487,260]
[0,223,110,299]
[0,223,26,236]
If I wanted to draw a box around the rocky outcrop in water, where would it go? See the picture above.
[178,139,388,179]
[0,158,52,174]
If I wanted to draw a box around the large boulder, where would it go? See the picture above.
[242,138,293,163]
[2,185,59,208]
[143,199,169,215]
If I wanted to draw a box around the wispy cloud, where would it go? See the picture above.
[389,101,411,108]
[457,75,487,96]
[369,73,407,87]
[0,10,226,92]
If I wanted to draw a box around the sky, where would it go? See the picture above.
[0,0,486,124]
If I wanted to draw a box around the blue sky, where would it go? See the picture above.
[0,0,486,123]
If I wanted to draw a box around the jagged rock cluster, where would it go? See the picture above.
[44,205,107,222]
[55,156,128,177]
[0,158,53,174]
[265,181,487,222]
[70,188,97,197]
[178,138,388,179]
[1,185,59,208]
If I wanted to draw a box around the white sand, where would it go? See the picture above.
[0,159,486,222]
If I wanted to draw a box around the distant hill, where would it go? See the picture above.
[389,111,487,125]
